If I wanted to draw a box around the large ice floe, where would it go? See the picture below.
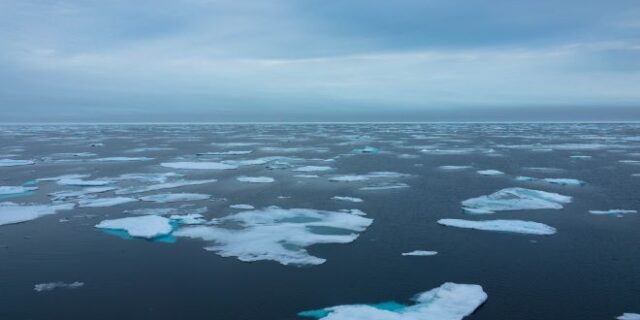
[160,161,238,170]
[0,159,35,167]
[298,282,487,320]
[0,202,74,225]
[461,187,571,214]
[174,206,373,266]
[96,215,174,239]
[139,193,211,203]
[34,281,84,292]
[438,219,557,235]
[618,313,640,320]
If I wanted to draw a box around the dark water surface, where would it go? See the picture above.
[0,123,638,319]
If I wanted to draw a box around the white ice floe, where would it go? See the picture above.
[49,187,116,203]
[462,187,571,214]
[438,219,557,235]
[0,186,37,195]
[96,215,173,239]
[37,174,91,182]
[589,209,637,216]
[94,157,153,162]
[0,159,34,167]
[618,313,640,320]
[570,155,592,159]
[236,176,275,183]
[126,207,207,216]
[78,197,138,208]
[174,206,373,266]
[298,282,486,320]
[34,281,84,292]
[229,204,255,210]
[169,213,206,225]
[0,202,74,226]
[542,178,585,186]
[139,193,211,203]
[332,196,364,203]
[296,174,320,178]
[115,179,217,195]
[402,250,438,256]
[161,161,238,170]
[360,183,410,190]
[197,150,252,155]
[439,165,472,170]
[477,169,504,176]
[329,171,409,182]
[57,178,112,186]
[293,166,334,172]
[619,160,640,164]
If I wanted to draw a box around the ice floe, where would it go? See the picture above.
[360,183,410,190]
[94,157,153,162]
[477,169,504,176]
[438,219,557,235]
[169,213,206,225]
[229,204,255,210]
[542,178,585,186]
[78,197,138,208]
[174,206,373,265]
[0,159,34,167]
[401,250,438,256]
[329,171,409,182]
[115,179,217,195]
[197,150,252,155]
[589,209,637,216]
[0,186,38,195]
[439,165,472,170]
[332,196,363,203]
[161,161,238,170]
[462,187,571,214]
[96,215,173,239]
[49,187,116,203]
[57,178,112,187]
[293,166,334,172]
[0,202,74,225]
[618,313,640,320]
[298,282,486,320]
[236,176,275,183]
[139,193,211,203]
[34,281,84,292]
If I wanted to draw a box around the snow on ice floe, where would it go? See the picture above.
[477,169,504,176]
[402,250,438,256]
[96,215,173,239]
[139,193,211,203]
[589,209,637,216]
[0,159,35,167]
[462,187,571,214]
[78,197,138,208]
[161,161,238,170]
[237,176,275,183]
[115,179,217,195]
[174,206,373,266]
[34,281,84,292]
[293,166,334,172]
[57,178,112,187]
[0,186,37,195]
[438,219,557,235]
[332,196,364,203]
[94,157,153,162]
[618,313,640,320]
[298,282,486,320]
[230,204,255,210]
[0,202,74,226]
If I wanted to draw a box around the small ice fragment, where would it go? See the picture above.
[161,162,238,170]
[360,183,409,190]
[462,187,571,214]
[0,186,38,195]
[402,250,438,256]
[477,169,504,176]
[78,197,138,208]
[196,150,252,155]
[439,165,472,170]
[293,166,333,172]
[570,155,592,159]
[96,215,173,239]
[331,196,363,203]
[229,204,255,210]
[139,193,210,203]
[34,281,84,292]
[236,176,275,183]
[0,159,35,167]
[352,146,380,154]
[589,209,637,216]
[543,178,585,186]
[57,178,111,186]
[94,157,153,162]
[438,218,557,235]
[295,174,319,178]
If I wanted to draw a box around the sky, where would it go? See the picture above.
[1,0,639,122]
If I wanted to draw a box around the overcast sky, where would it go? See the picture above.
[1,0,639,122]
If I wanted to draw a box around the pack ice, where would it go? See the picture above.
[174,206,373,266]
[462,187,571,214]
[298,282,487,320]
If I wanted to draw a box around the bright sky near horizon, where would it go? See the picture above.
[1,0,639,122]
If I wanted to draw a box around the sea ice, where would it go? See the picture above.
[57,178,112,186]
[0,159,35,167]
[174,206,373,265]
[229,204,255,210]
[0,186,38,195]
[438,219,557,235]
[49,187,116,203]
[298,282,487,320]
[161,161,238,170]
[618,313,640,320]
[0,202,74,226]
[360,183,410,190]
[236,176,275,183]
[78,197,138,208]
[115,179,217,195]
[139,193,211,203]
[402,250,438,256]
[332,196,364,203]
[439,165,472,170]
[293,166,334,172]
[543,178,585,186]
[461,187,571,214]
[94,157,153,162]
[169,213,206,225]
[96,215,173,239]
[589,209,637,216]
[34,281,84,292]
[477,170,504,176]
[197,150,252,155]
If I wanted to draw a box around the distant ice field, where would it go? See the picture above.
[0,123,639,320]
